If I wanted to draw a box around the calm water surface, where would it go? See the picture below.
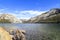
[0,23,60,40]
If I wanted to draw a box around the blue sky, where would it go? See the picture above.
[0,0,60,19]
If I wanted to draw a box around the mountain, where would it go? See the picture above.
[0,8,60,23]
[27,8,60,23]
[0,14,22,23]
[20,19,29,23]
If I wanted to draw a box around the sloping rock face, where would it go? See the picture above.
[0,14,22,23]
[27,8,60,23]
[0,27,12,40]
[0,27,26,40]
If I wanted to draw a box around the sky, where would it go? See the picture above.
[0,0,60,19]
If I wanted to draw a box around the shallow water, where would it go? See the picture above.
[0,23,60,40]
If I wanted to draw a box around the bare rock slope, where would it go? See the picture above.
[27,8,60,23]
[0,27,12,40]
[0,27,26,40]
[0,14,22,23]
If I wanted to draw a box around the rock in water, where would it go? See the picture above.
[9,29,26,40]
[0,27,12,40]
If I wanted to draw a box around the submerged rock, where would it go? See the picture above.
[0,27,12,40]
[9,29,26,40]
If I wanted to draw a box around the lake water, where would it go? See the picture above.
[0,23,60,40]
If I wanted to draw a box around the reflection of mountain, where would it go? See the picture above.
[0,14,22,23]
[26,8,60,23]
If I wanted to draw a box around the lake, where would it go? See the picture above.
[0,23,60,40]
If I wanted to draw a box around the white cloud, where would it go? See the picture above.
[14,10,47,19]
[20,10,46,15]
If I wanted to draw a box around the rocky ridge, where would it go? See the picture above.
[26,8,60,23]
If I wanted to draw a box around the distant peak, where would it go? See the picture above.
[50,8,60,11]
[48,8,60,13]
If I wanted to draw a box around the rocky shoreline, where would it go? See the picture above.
[0,27,26,40]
